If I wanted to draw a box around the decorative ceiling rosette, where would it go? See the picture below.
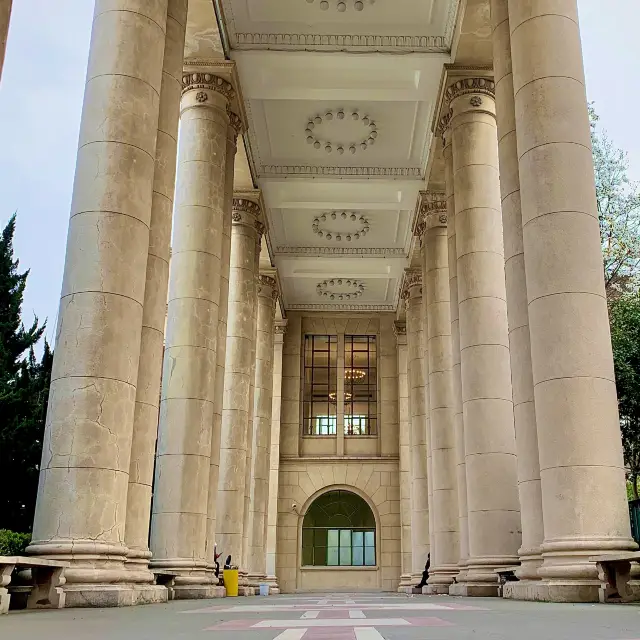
[312,211,371,242]
[305,0,372,12]
[305,109,378,155]
[317,279,365,301]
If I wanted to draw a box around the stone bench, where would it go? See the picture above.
[590,552,640,603]
[150,569,179,600]
[495,568,519,597]
[0,556,69,614]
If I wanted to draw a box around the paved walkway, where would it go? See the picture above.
[1,592,640,640]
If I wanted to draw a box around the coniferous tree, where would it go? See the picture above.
[0,214,50,532]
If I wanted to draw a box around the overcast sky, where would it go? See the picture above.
[0,0,638,343]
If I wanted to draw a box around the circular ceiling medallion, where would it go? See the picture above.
[305,109,378,155]
[312,211,370,242]
[317,279,365,301]
[306,0,370,11]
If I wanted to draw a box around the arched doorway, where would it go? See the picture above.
[298,489,380,591]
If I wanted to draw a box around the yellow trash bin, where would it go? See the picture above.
[223,569,239,597]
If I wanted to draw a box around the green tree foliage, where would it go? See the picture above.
[609,294,640,500]
[0,214,51,532]
[590,106,640,298]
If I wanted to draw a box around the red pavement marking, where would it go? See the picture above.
[408,617,455,627]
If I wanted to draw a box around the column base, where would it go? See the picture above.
[170,584,226,600]
[397,586,414,594]
[424,584,452,595]
[449,583,499,597]
[62,584,168,608]
[264,576,280,594]
[502,580,600,603]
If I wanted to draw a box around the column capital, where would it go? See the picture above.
[394,322,407,346]
[401,269,422,303]
[232,190,266,240]
[414,191,448,239]
[258,274,279,302]
[227,106,245,137]
[275,320,288,336]
[444,77,495,107]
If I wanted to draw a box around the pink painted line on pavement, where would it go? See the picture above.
[408,617,455,627]
[304,627,357,640]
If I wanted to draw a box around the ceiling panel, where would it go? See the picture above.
[218,0,461,52]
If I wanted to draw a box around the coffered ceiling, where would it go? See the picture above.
[205,0,481,313]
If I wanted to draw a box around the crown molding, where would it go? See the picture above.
[288,303,395,312]
[259,165,423,179]
[274,246,407,257]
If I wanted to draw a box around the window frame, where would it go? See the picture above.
[301,332,379,439]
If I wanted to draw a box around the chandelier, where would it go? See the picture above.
[345,369,366,381]
[306,0,367,11]
[329,392,353,402]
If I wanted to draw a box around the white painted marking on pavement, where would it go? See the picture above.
[253,619,411,628]
[355,629,386,640]
[301,611,320,619]
[349,610,366,619]
[273,629,308,640]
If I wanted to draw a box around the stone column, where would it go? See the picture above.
[420,247,435,573]
[0,0,12,83]
[403,271,430,583]
[491,0,544,587]
[395,322,414,592]
[206,108,242,581]
[420,195,460,592]
[28,0,168,606]
[247,274,278,586]
[440,121,470,591]
[509,0,636,601]
[124,1,186,599]
[265,321,287,594]
[448,76,521,595]
[216,196,263,592]
[243,242,262,587]
[150,71,235,599]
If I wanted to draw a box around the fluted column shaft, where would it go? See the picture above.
[404,275,430,579]
[265,322,287,593]
[395,324,414,590]
[442,127,470,587]
[491,0,543,582]
[150,72,234,594]
[29,0,168,597]
[206,110,241,573]
[0,0,12,84]
[508,0,636,599]
[449,78,520,593]
[422,203,460,591]
[217,198,263,582]
[125,0,187,586]
[248,276,278,582]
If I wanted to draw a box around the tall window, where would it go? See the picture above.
[303,335,337,435]
[303,334,377,436]
[302,490,376,567]
[345,335,377,436]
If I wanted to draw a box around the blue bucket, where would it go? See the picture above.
[259,583,269,596]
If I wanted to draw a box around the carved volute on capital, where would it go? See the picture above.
[227,105,245,138]
[393,322,407,345]
[436,109,453,146]
[401,269,422,304]
[275,322,288,335]
[258,274,279,302]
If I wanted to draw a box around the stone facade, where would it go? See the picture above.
[6,0,634,609]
